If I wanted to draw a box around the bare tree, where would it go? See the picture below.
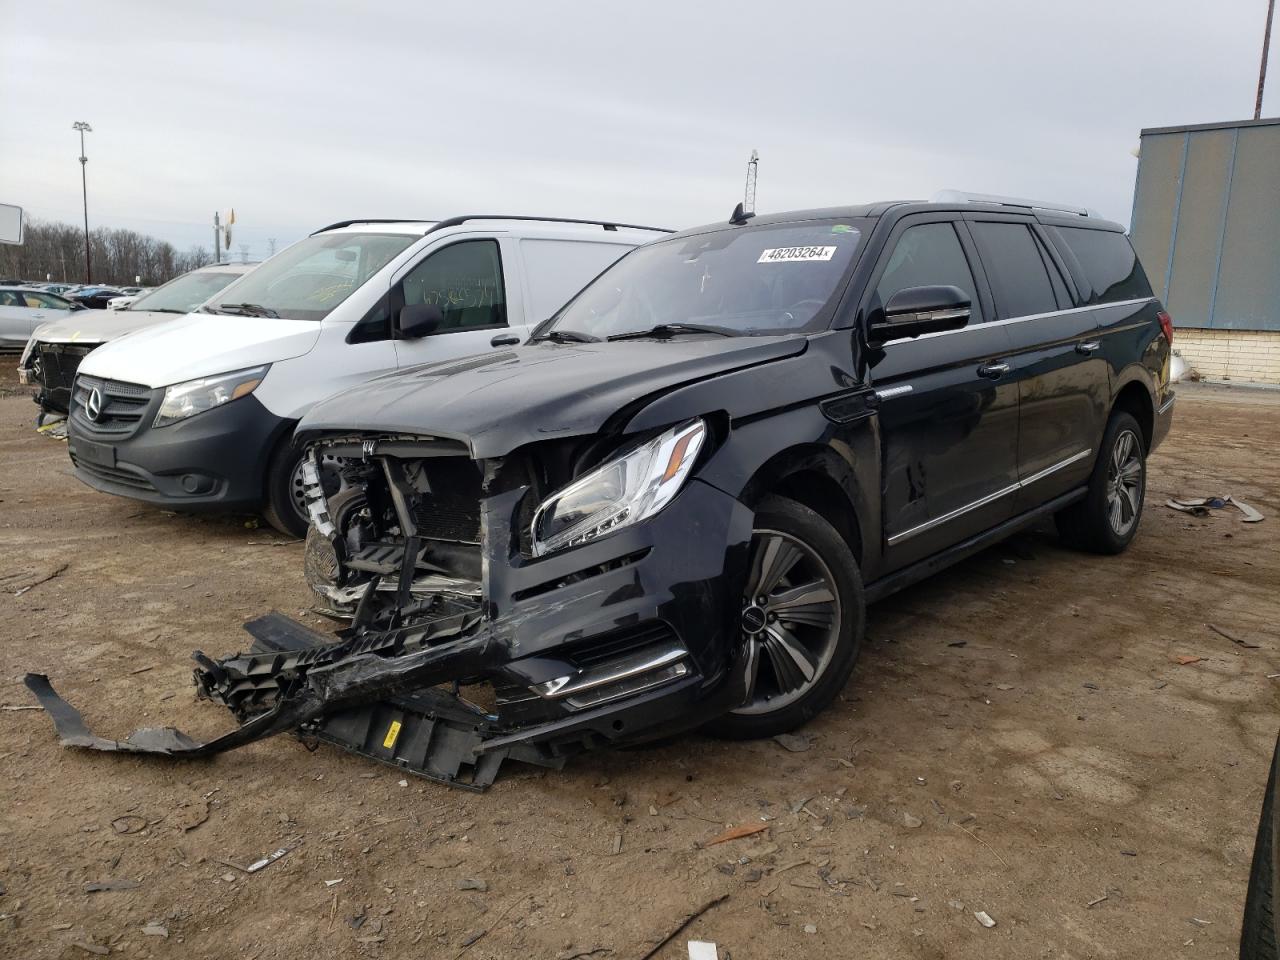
[0,217,213,286]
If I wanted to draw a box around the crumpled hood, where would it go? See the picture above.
[77,313,322,388]
[298,336,807,458]
[29,309,184,346]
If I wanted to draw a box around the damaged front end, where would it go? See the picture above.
[29,425,755,789]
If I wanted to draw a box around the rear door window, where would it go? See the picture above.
[874,222,985,324]
[970,222,1058,319]
[1054,227,1153,304]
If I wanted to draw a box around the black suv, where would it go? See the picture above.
[27,196,1175,787]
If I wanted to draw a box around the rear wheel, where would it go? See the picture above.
[704,496,864,740]
[1055,411,1146,554]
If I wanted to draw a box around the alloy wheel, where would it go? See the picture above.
[730,528,842,716]
[1105,428,1143,537]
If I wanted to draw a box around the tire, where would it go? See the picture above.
[262,436,312,539]
[1054,411,1146,555]
[303,487,369,618]
[704,495,865,740]
[1242,736,1280,960]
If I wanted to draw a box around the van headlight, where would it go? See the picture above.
[153,365,269,428]
[531,418,707,557]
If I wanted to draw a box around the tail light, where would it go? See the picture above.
[1157,310,1173,345]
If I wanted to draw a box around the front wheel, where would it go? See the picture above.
[704,496,865,740]
[262,436,347,539]
[1055,411,1146,555]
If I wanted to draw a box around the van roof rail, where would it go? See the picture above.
[423,215,673,235]
[311,219,430,234]
[929,189,1097,218]
[312,216,674,236]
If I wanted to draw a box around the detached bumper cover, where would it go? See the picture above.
[25,480,755,789]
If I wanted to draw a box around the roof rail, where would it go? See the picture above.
[313,215,673,237]
[424,215,672,236]
[311,218,432,235]
[930,189,1096,218]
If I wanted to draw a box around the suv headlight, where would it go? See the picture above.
[153,365,269,428]
[531,418,707,557]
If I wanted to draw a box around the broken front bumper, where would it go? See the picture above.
[26,478,756,789]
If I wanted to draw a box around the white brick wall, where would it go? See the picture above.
[1176,328,1280,384]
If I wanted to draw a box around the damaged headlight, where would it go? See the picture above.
[153,365,269,428]
[531,418,706,556]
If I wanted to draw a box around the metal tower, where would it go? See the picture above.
[743,150,759,214]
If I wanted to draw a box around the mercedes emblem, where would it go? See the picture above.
[85,387,104,422]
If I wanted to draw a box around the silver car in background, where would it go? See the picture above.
[1,287,83,349]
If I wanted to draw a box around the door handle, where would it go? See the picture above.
[490,334,520,347]
[977,360,1010,379]
[1076,340,1101,354]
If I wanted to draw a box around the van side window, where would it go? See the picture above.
[400,240,507,332]
[1054,227,1153,304]
[521,239,629,324]
[874,222,985,325]
[970,222,1058,319]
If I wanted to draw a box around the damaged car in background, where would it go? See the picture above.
[18,262,257,430]
[28,194,1176,789]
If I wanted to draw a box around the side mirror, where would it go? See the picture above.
[398,303,444,339]
[869,285,971,344]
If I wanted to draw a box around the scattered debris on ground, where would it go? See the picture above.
[1166,494,1264,522]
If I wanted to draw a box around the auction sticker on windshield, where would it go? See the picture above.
[757,245,837,263]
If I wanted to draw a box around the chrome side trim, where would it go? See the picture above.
[887,448,1092,546]
[1018,448,1093,487]
[901,298,1154,342]
[875,384,914,400]
[532,642,687,700]
[1158,393,1176,415]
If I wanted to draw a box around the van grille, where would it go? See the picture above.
[71,375,154,436]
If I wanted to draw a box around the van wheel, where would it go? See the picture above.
[704,496,865,740]
[1055,411,1146,555]
[262,437,347,539]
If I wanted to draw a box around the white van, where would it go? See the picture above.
[68,216,668,535]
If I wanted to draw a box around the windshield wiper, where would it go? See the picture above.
[146,308,185,314]
[606,323,735,341]
[220,302,280,318]
[533,329,601,344]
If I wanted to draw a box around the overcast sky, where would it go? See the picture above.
[2,0,1276,260]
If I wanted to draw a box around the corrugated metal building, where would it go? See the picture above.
[1130,117,1280,384]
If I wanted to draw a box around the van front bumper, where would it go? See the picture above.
[68,392,290,511]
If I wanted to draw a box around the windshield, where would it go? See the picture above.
[128,268,244,314]
[204,231,416,321]
[546,220,864,339]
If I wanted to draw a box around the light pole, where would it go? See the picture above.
[72,121,92,283]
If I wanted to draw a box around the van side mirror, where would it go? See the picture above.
[869,285,971,344]
[398,303,444,339]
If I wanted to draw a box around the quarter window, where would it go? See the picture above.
[970,222,1058,319]
[1055,227,1153,305]
[874,222,985,325]
[400,240,506,332]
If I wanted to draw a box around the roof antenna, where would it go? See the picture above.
[729,202,754,225]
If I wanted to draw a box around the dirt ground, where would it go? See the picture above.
[1,365,1277,960]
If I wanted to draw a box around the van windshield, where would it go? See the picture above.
[544,220,864,340]
[202,232,416,321]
